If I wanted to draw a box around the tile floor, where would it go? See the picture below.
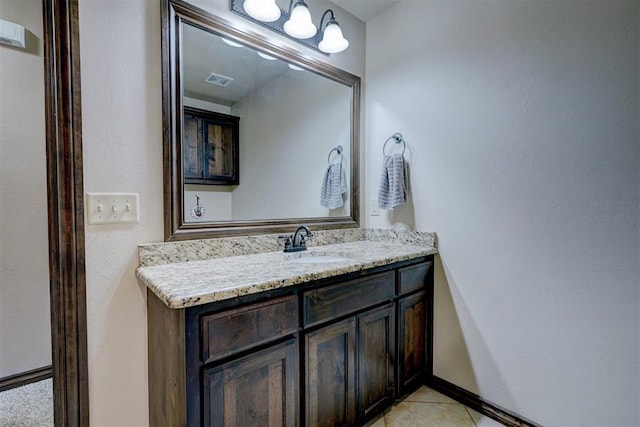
[365,386,505,427]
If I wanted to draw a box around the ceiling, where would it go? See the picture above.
[332,0,401,22]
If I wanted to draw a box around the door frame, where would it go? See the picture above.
[43,0,89,425]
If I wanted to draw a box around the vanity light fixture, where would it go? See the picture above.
[283,1,316,39]
[231,0,349,55]
[242,0,281,22]
[317,10,349,53]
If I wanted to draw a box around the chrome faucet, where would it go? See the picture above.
[292,225,313,249]
[279,225,313,253]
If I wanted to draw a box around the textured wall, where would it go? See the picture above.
[79,1,163,424]
[78,0,365,424]
[365,1,639,425]
[0,0,50,378]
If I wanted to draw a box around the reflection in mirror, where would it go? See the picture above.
[182,23,351,223]
[163,1,360,240]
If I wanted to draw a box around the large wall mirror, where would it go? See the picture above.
[163,0,361,240]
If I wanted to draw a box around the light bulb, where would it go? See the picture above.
[283,2,317,39]
[243,0,281,22]
[318,20,349,53]
[288,64,304,71]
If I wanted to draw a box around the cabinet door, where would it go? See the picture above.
[357,304,396,422]
[305,318,356,427]
[203,339,298,427]
[182,107,239,185]
[397,291,427,394]
[183,112,202,180]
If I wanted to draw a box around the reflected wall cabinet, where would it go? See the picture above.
[183,107,239,185]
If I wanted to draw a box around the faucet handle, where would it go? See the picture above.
[278,234,293,251]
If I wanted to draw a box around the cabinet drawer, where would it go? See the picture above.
[303,271,394,327]
[201,295,298,364]
[398,262,431,296]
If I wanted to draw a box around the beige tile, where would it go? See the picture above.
[466,408,506,426]
[403,386,459,404]
[385,402,475,427]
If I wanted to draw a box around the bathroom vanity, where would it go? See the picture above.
[137,231,436,426]
[146,2,440,424]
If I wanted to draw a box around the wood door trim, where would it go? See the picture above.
[43,0,89,425]
[0,366,53,392]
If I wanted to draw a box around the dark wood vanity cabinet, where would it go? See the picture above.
[357,304,396,420]
[305,318,357,427]
[203,339,298,427]
[396,262,433,395]
[302,271,396,426]
[147,256,433,427]
[398,292,427,392]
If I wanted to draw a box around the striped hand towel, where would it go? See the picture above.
[321,163,347,209]
[378,152,407,210]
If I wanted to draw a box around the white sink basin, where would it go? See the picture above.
[285,254,351,264]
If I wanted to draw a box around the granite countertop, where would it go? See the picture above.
[136,229,437,309]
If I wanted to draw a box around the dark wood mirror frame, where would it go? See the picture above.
[163,0,361,241]
[44,0,89,424]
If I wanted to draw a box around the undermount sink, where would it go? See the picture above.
[285,253,352,264]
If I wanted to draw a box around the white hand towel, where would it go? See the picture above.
[321,163,347,209]
[378,152,407,210]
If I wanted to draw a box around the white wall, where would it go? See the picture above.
[78,0,364,425]
[0,0,51,378]
[183,184,233,222]
[366,1,639,425]
[231,70,351,220]
[183,96,230,115]
[79,0,162,424]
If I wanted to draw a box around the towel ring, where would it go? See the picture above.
[328,145,344,165]
[383,132,406,156]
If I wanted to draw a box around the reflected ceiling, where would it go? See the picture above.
[183,23,291,106]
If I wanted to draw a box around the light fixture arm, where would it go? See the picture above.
[287,0,311,15]
[318,9,336,31]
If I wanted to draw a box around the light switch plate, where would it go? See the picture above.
[370,199,380,216]
[87,193,139,224]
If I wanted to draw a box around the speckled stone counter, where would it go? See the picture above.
[136,229,437,309]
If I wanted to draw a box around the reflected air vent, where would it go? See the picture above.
[204,72,234,87]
